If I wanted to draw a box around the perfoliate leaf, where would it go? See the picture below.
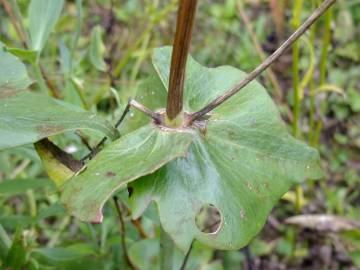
[61,124,194,223]
[128,47,323,251]
[29,0,65,52]
[61,46,322,251]
[89,26,107,72]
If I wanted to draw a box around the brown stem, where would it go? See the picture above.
[113,196,138,270]
[237,2,283,99]
[190,0,337,122]
[1,0,27,47]
[166,0,197,120]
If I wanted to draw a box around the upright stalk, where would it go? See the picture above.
[166,0,197,120]
[291,0,303,139]
[319,7,333,85]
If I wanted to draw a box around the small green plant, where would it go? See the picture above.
[0,0,339,269]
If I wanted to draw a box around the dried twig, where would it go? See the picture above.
[190,0,337,122]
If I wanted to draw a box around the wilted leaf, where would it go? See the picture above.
[61,124,194,223]
[34,139,84,187]
[89,26,107,72]
[129,47,322,251]
[285,215,360,232]
[29,0,65,52]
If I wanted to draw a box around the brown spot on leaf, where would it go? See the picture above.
[36,124,65,138]
[106,171,116,177]
[0,88,22,99]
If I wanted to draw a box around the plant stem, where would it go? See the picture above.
[166,0,198,120]
[32,63,50,95]
[319,7,333,85]
[291,0,303,138]
[180,240,194,270]
[237,1,283,99]
[308,2,317,143]
[159,225,174,270]
[190,0,337,122]
[113,0,177,77]
[113,196,137,270]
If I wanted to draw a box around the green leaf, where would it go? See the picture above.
[0,51,32,90]
[28,0,64,52]
[61,124,194,222]
[0,51,117,149]
[31,247,91,263]
[89,26,107,72]
[0,223,11,259]
[128,47,323,251]
[5,47,37,64]
[0,91,118,149]
[0,178,55,196]
[4,227,27,270]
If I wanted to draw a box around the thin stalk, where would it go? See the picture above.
[1,0,27,47]
[291,0,303,139]
[69,0,83,76]
[313,6,333,146]
[319,7,333,85]
[113,0,177,77]
[113,196,137,270]
[159,226,174,270]
[180,240,194,270]
[237,1,283,99]
[308,16,317,144]
[33,64,50,95]
[190,0,337,122]
[166,0,198,120]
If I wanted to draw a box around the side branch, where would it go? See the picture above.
[190,0,336,121]
[81,99,160,161]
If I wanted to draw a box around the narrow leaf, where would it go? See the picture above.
[89,26,107,72]
[28,0,65,52]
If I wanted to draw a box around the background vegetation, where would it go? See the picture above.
[0,0,359,269]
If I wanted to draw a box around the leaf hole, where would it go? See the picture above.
[195,203,222,234]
